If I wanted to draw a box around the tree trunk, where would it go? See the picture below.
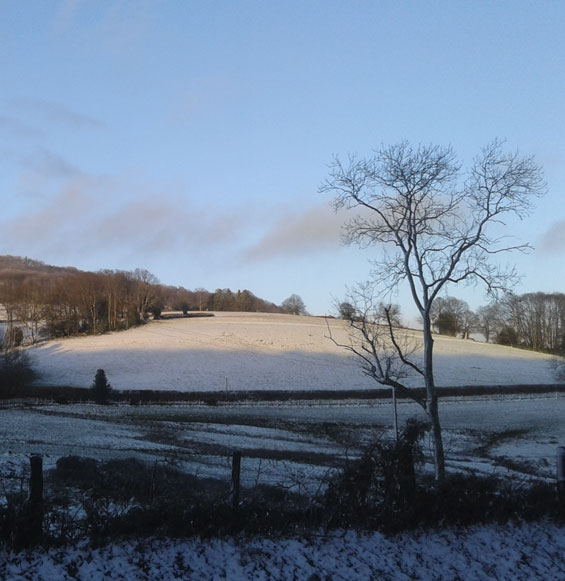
[422,316,446,482]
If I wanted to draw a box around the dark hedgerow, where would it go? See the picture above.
[3,435,565,548]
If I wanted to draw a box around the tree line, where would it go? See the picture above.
[0,256,285,346]
[410,293,565,355]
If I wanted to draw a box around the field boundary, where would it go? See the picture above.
[5,383,565,404]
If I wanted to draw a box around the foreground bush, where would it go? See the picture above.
[1,443,564,549]
[0,346,36,397]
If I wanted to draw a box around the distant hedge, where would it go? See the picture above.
[4,383,565,404]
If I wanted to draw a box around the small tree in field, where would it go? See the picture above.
[91,369,112,404]
[321,140,545,481]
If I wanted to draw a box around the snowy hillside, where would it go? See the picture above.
[28,312,558,391]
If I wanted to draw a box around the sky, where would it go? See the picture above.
[1,1,564,323]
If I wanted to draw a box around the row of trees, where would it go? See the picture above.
[0,267,163,344]
[482,292,565,353]
[414,293,565,355]
[0,257,291,347]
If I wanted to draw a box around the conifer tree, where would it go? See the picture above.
[91,368,112,404]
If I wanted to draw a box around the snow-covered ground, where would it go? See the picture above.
[3,313,565,575]
[1,523,564,580]
[6,314,565,494]
[1,395,564,494]
[28,312,559,391]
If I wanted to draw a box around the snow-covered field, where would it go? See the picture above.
[2,522,564,580]
[8,312,564,488]
[28,312,559,391]
[1,395,564,497]
[3,313,564,576]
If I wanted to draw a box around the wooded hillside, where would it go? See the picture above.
[0,255,283,345]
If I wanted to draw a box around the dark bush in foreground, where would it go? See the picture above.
[0,347,36,396]
[2,442,564,549]
[321,429,565,533]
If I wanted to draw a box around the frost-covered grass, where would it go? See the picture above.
[1,395,564,494]
[2,397,564,577]
[5,313,565,575]
[1,523,564,580]
[28,312,559,391]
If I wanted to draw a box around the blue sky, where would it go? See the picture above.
[1,1,564,322]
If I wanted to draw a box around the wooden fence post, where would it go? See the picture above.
[14,454,44,547]
[232,451,241,511]
[28,454,44,542]
[557,446,565,499]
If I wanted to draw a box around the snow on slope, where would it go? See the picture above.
[1,523,564,580]
[29,312,558,391]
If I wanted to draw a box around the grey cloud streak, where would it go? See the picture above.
[0,116,44,139]
[9,98,106,130]
[23,148,84,179]
[243,203,345,261]
[1,172,253,264]
[540,220,565,252]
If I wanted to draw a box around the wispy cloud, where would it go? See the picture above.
[243,202,345,261]
[10,98,106,130]
[0,116,44,139]
[0,169,253,264]
[540,220,565,253]
[22,148,83,179]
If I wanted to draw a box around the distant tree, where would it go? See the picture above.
[15,278,44,343]
[76,272,106,333]
[435,311,459,336]
[90,369,112,404]
[492,292,565,353]
[211,288,236,311]
[282,294,307,315]
[430,296,476,338]
[167,287,194,314]
[236,289,256,312]
[460,309,479,340]
[496,325,519,347]
[194,288,209,311]
[131,269,160,321]
[338,301,356,321]
[476,303,502,343]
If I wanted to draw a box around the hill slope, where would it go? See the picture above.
[29,312,558,391]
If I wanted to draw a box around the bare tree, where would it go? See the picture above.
[321,140,545,480]
[281,294,307,315]
[430,296,477,339]
[476,302,503,343]
[327,285,421,440]
[494,291,565,353]
[130,268,160,321]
